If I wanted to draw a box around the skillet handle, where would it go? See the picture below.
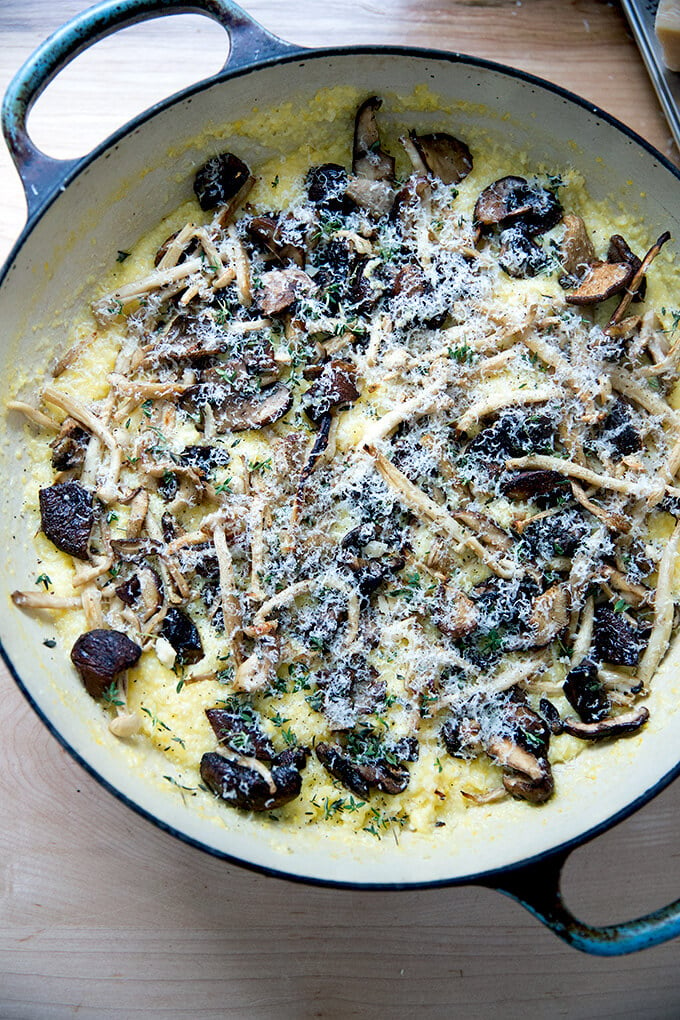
[1,0,302,218]
[488,848,680,955]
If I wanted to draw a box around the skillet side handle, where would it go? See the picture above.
[1,0,303,218]
[487,849,680,956]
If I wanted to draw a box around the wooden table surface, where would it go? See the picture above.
[1,2,680,1017]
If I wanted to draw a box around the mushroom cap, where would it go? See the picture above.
[193,153,250,211]
[409,131,473,185]
[71,629,142,699]
[39,481,94,561]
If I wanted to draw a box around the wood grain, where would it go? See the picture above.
[1,3,680,1017]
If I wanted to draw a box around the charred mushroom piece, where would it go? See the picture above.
[160,607,204,665]
[474,176,562,236]
[592,604,647,666]
[539,697,564,735]
[353,96,395,182]
[71,628,142,699]
[272,745,310,770]
[181,381,292,432]
[600,401,643,461]
[303,359,360,425]
[257,267,314,316]
[50,419,90,473]
[200,752,303,811]
[498,226,549,278]
[500,469,567,501]
[315,741,409,798]
[39,481,94,560]
[562,706,649,741]
[565,260,633,306]
[306,163,352,213]
[486,700,554,804]
[608,234,646,302]
[527,583,570,647]
[391,263,427,299]
[563,658,611,723]
[246,215,306,267]
[431,585,479,641]
[115,565,163,607]
[408,131,473,185]
[206,705,275,761]
[180,445,231,473]
[345,177,394,218]
[193,153,250,211]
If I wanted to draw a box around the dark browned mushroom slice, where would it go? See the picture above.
[562,658,611,723]
[303,359,360,425]
[39,481,94,560]
[115,565,163,607]
[498,226,549,278]
[50,418,90,473]
[389,173,431,225]
[474,176,562,236]
[562,705,649,740]
[407,131,473,185]
[306,163,352,213]
[352,96,395,182]
[193,153,250,211]
[314,658,385,730]
[600,401,643,461]
[271,745,310,771]
[180,381,292,433]
[246,215,306,267]
[257,267,314,316]
[607,233,645,302]
[539,697,564,735]
[391,262,427,298]
[315,741,409,798]
[206,705,276,761]
[344,551,405,601]
[160,607,203,665]
[486,699,554,804]
[71,628,142,699]
[606,231,671,331]
[564,260,632,305]
[200,752,304,811]
[180,444,231,473]
[592,604,647,666]
[500,469,567,501]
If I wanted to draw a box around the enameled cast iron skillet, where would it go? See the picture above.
[2,0,680,955]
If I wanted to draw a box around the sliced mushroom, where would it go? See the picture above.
[562,705,649,741]
[315,741,409,798]
[498,226,549,279]
[407,131,473,185]
[474,176,562,236]
[206,705,276,761]
[200,752,304,811]
[600,400,643,461]
[391,263,427,299]
[160,607,204,665]
[608,234,645,302]
[592,604,647,666]
[352,96,395,182]
[345,176,394,218]
[527,583,570,647]
[558,213,596,279]
[539,697,564,735]
[193,153,250,211]
[246,214,305,267]
[565,260,632,305]
[180,381,292,433]
[257,267,314,316]
[306,163,351,213]
[71,628,142,699]
[431,585,479,640]
[180,445,231,473]
[315,657,386,730]
[562,657,611,723]
[303,359,360,425]
[39,481,94,560]
[500,469,568,501]
[50,418,90,473]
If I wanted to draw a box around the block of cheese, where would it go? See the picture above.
[656,0,680,71]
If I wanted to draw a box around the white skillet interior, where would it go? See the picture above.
[1,51,679,885]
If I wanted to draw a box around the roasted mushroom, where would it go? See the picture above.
[558,213,596,281]
[306,163,352,213]
[352,96,395,182]
[500,469,567,501]
[303,359,360,425]
[592,604,647,666]
[474,176,562,236]
[562,706,649,741]
[257,267,314,316]
[39,481,94,560]
[193,153,250,211]
[315,741,409,798]
[71,628,142,699]
[160,607,204,665]
[180,381,292,432]
[50,419,90,473]
[498,226,549,278]
[206,705,276,760]
[406,131,473,185]
[565,260,632,306]
[562,658,611,723]
[200,752,304,811]
[246,214,306,267]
